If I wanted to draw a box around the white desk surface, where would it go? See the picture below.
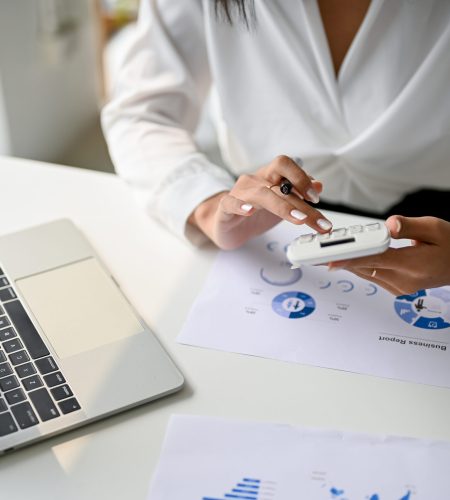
[1,155,450,500]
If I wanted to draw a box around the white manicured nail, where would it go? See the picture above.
[290,209,307,221]
[395,219,402,233]
[306,188,320,204]
[241,203,253,212]
[317,219,332,230]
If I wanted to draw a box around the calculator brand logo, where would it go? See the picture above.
[202,477,277,500]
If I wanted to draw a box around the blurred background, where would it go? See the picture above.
[0,0,140,174]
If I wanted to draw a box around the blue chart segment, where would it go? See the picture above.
[329,487,411,500]
[272,291,316,319]
[394,288,450,330]
[202,477,275,500]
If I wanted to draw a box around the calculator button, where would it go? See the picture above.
[348,225,363,234]
[331,228,347,238]
[297,233,314,243]
[365,223,381,231]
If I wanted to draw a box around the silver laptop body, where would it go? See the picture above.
[0,219,184,453]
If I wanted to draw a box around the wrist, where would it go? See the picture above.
[188,191,228,237]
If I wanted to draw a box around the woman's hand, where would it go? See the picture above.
[189,156,333,249]
[328,216,450,295]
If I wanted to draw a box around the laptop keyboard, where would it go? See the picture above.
[0,267,81,438]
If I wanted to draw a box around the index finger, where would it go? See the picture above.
[261,155,320,204]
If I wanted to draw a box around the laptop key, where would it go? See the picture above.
[0,412,18,436]
[0,375,19,392]
[9,350,30,366]
[58,398,81,415]
[0,316,10,329]
[29,388,60,421]
[43,371,65,387]
[22,375,43,391]
[51,384,73,401]
[0,362,13,378]
[15,362,36,378]
[11,402,39,429]
[0,277,9,288]
[5,388,26,405]
[35,357,58,375]
[0,350,5,363]
[0,287,17,302]
[2,338,23,354]
[4,300,50,359]
[0,398,7,412]
[0,327,16,342]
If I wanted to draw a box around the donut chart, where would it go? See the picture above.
[272,291,316,319]
[394,289,450,330]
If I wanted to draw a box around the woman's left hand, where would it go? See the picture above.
[328,215,450,296]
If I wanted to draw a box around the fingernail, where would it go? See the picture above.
[306,188,320,204]
[395,219,402,233]
[290,209,307,221]
[317,219,332,230]
[241,203,253,212]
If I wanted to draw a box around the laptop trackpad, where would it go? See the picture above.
[16,258,144,359]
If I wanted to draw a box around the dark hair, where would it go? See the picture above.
[214,0,254,27]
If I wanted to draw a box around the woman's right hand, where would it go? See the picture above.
[189,155,333,249]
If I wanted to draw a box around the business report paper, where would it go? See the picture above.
[147,415,450,499]
[178,220,450,387]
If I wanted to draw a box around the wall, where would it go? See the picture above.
[0,0,99,162]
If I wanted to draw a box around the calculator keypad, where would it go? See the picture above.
[294,222,383,244]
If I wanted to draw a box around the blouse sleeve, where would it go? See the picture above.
[101,0,235,244]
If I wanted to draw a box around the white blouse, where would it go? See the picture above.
[102,0,450,242]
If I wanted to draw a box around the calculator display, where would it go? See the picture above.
[320,237,355,248]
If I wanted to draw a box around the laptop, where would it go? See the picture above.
[0,219,184,453]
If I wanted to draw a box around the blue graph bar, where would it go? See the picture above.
[236,484,259,489]
[232,489,258,495]
[225,495,258,500]
[243,479,260,483]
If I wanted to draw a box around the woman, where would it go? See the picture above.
[102,0,450,294]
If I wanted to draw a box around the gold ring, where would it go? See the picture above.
[266,184,277,190]
[371,268,377,278]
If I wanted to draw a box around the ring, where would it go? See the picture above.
[266,184,277,190]
[279,179,293,195]
[371,268,377,278]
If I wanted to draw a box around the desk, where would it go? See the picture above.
[1,155,450,500]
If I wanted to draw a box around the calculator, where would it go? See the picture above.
[286,222,391,267]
